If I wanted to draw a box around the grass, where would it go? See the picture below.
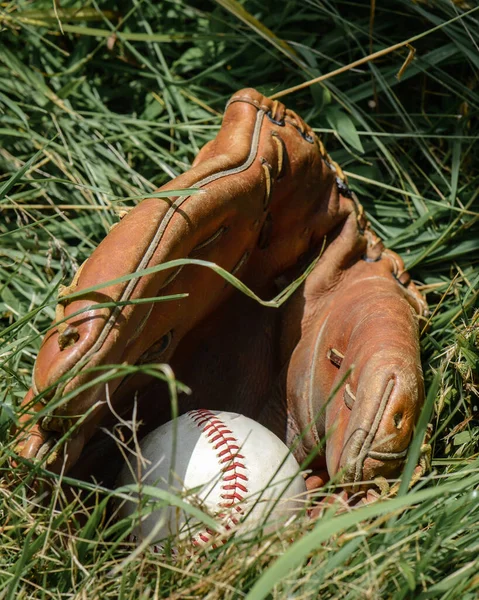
[1,0,478,597]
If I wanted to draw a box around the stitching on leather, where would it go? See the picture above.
[231,250,250,276]
[192,226,228,253]
[126,305,154,347]
[270,133,284,177]
[368,449,408,461]
[306,319,329,449]
[271,100,279,120]
[382,249,401,278]
[285,110,304,133]
[353,378,395,484]
[158,265,184,290]
[364,229,381,253]
[344,383,356,409]
[261,160,272,208]
[35,108,267,409]
[226,96,271,113]
[408,288,428,317]
[327,347,344,368]
[188,409,248,546]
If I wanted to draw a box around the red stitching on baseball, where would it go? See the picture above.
[223,483,248,492]
[218,447,240,456]
[223,463,247,472]
[221,492,244,502]
[188,409,249,545]
[223,473,247,482]
[220,457,245,465]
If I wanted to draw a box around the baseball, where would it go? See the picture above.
[117,409,307,547]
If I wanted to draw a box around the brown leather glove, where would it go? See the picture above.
[14,88,427,492]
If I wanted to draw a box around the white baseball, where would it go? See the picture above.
[117,410,306,547]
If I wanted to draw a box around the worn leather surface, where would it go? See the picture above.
[14,88,427,490]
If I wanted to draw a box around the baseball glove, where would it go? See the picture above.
[14,88,428,496]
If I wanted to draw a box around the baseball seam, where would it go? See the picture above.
[188,409,249,546]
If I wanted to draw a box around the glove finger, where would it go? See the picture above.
[13,389,47,466]
[285,215,426,492]
[324,263,424,489]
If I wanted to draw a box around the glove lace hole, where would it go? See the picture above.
[266,111,285,126]
[327,348,344,368]
[336,177,353,198]
[301,132,315,144]
[138,330,173,364]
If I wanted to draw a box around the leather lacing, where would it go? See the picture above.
[270,132,285,178]
[261,159,273,208]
